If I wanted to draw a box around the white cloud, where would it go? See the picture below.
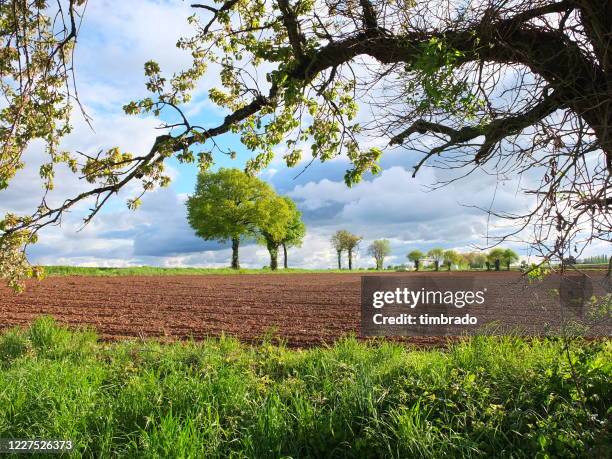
[76,0,194,100]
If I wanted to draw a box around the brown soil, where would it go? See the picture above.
[0,272,609,347]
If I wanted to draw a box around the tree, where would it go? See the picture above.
[502,249,520,271]
[257,196,299,270]
[187,169,275,269]
[341,231,362,270]
[330,231,345,270]
[4,1,612,289]
[330,229,361,270]
[443,250,460,271]
[368,240,391,270]
[407,250,423,271]
[462,252,488,270]
[278,197,306,269]
[473,253,488,270]
[427,248,445,272]
[461,252,476,269]
[0,1,85,291]
[488,248,506,272]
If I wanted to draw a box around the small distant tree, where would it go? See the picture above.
[278,197,306,269]
[368,239,391,270]
[472,253,488,270]
[461,252,483,269]
[488,248,506,272]
[407,250,423,271]
[187,169,274,269]
[563,255,577,266]
[331,231,344,269]
[443,250,460,271]
[341,231,362,270]
[427,248,444,272]
[330,230,362,270]
[502,249,519,271]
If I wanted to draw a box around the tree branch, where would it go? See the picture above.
[277,0,306,60]
[390,94,563,169]
[505,0,574,26]
[359,0,378,31]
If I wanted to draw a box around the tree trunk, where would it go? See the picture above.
[434,260,439,271]
[447,262,451,271]
[507,262,511,271]
[267,242,279,270]
[231,237,240,269]
[282,243,288,269]
[607,256,611,277]
[494,259,500,271]
[348,248,353,270]
[337,250,342,270]
[415,260,419,271]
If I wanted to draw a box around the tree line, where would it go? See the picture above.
[187,169,305,270]
[330,230,520,272]
[407,248,519,272]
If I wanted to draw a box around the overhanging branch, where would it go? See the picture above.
[389,93,563,169]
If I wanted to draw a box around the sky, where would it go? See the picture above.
[0,0,607,269]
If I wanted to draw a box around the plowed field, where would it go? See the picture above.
[1,272,609,347]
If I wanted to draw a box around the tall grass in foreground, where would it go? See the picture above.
[0,318,609,458]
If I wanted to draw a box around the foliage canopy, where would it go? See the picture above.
[368,239,391,270]
[187,168,274,243]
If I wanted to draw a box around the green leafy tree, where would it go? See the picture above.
[368,239,391,270]
[186,169,274,269]
[407,250,423,271]
[427,248,445,272]
[0,1,84,291]
[341,231,362,271]
[462,252,487,270]
[502,249,520,271]
[488,248,506,272]
[278,197,306,269]
[459,252,473,269]
[257,196,294,270]
[443,250,461,271]
[475,253,488,270]
[330,231,344,270]
[330,230,361,270]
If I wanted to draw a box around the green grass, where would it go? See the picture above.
[41,264,610,277]
[42,266,351,276]
[0,318,609,458]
